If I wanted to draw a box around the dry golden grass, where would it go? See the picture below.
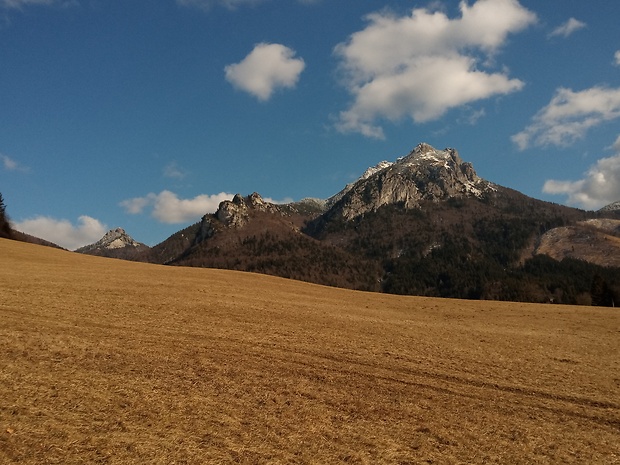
[1,238,619,464]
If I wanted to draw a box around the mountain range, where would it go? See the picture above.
[75,143,620,305]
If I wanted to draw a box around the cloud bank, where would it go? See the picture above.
[225,43,305,101]
[333,0,537,139]
[14,215,107,250]
[120,190,234,224]
[543,136,620,210]
[548,17,586,38]
[512,86,620,150]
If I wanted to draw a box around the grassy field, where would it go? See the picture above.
[1,238,619,464]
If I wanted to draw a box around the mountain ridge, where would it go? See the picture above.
[74,143,620,304]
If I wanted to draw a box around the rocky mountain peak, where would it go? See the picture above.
[397,143,465,171]
[98,228,142,249]
[216,192,277,228]
[76,227,146,254]
[326,143,494,221]
[599,201,620,212]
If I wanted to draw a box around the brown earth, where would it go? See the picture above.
[1,238,619,464]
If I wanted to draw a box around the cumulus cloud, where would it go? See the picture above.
[512,86,620,150]
[224,43,305,101]
[120,190,234,224]
[333,0,537,139]
[614,50,620,67]
[548,17,586,38]
[120,190,293,223]
[543,137,620,210]
[13,215,107,250]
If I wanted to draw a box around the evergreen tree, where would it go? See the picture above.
[0,192,12,239]
[591,274,614,307]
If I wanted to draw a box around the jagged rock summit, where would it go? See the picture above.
[215,192,279,228]
[327,143,494,220]
[76,227,149,258]
[93,228,143,250]
[599,201,620,212]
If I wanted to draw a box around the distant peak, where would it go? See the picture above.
[78,227,143,251]
[599,201,620,212]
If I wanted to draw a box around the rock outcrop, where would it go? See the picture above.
[214,192,279,229]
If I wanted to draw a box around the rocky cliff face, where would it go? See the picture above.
[327,143,494,221]
[327,160,394,209]
[215,192,279,228]
[191,192,325,248]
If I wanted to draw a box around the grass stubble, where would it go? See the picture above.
[0,238,619,464]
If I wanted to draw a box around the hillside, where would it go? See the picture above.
[534,219,620,268]
[1,238,619,464]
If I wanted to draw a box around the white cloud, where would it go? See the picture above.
[512,86,620,150]
[224,43,305,101]
[548,18,586,38]
[120,190,234,224]
[614,50,620,67]
[13,215,107,250]
[333,0,536,139]
[1,154,28,171]
[543,137,620,210]
[120,190,294,223]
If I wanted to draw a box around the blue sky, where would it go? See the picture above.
[1,0,619,249]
